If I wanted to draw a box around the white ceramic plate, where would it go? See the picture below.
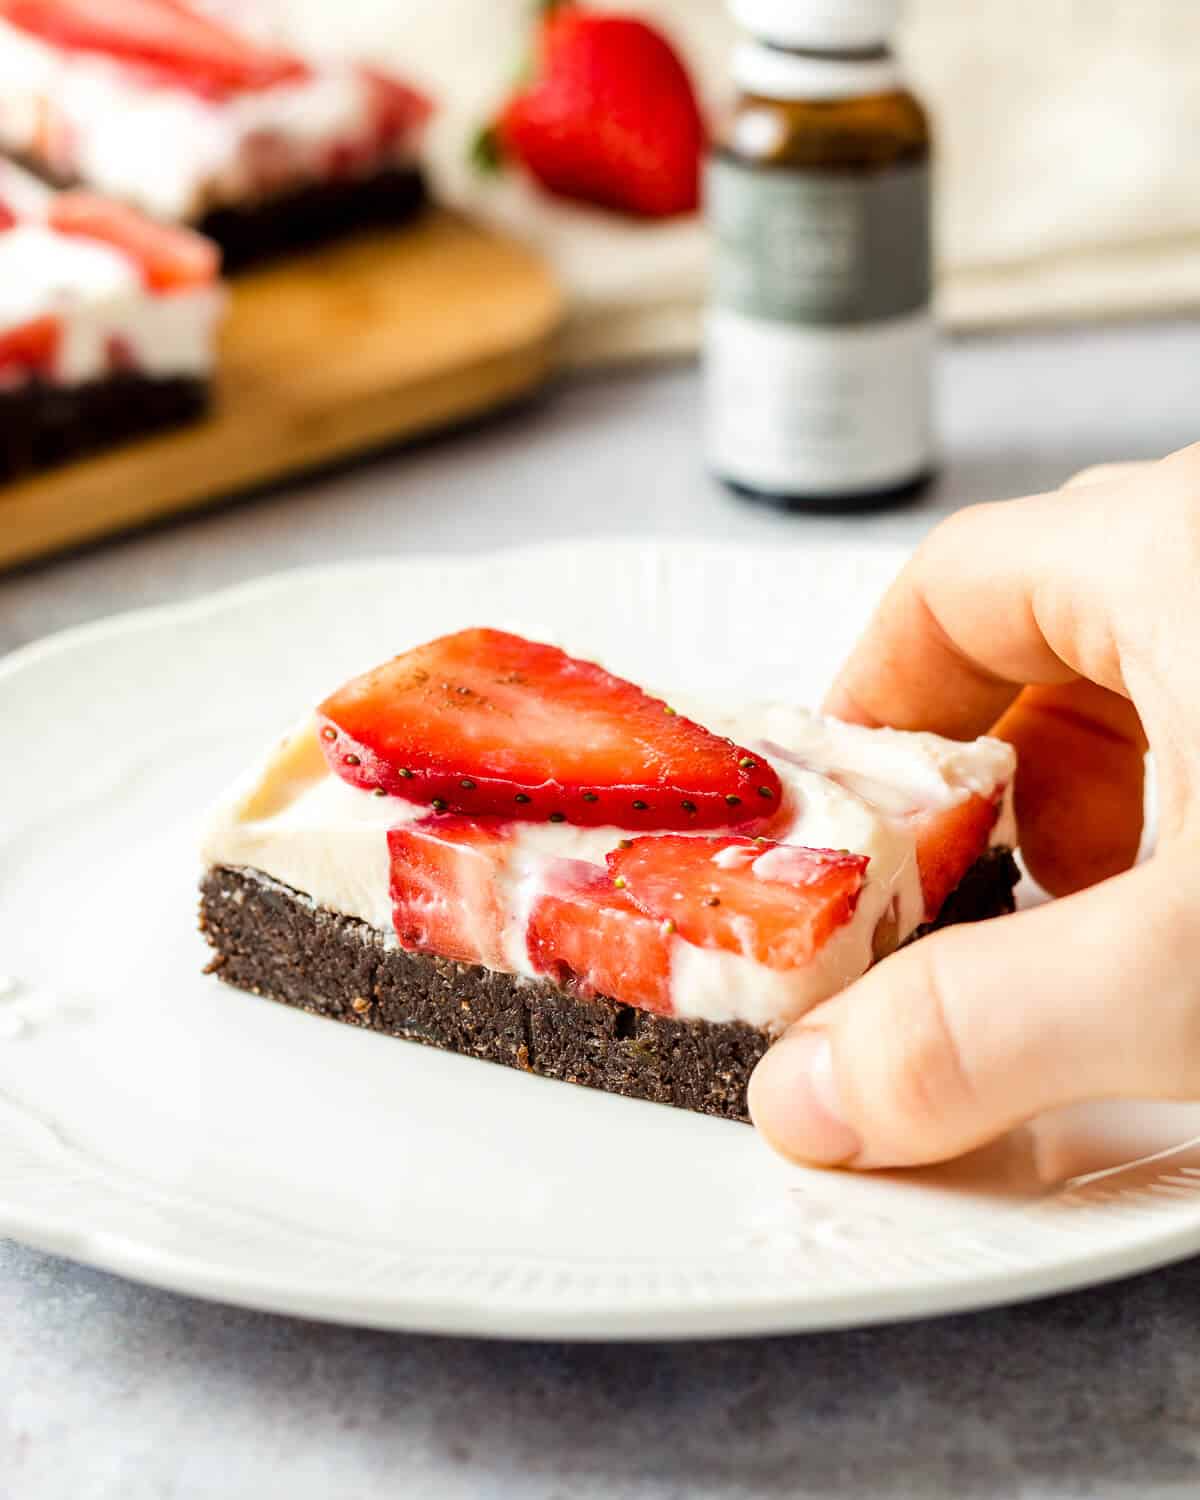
[3,539,1199,1341]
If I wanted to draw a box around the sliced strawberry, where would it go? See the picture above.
[318,629,782,830]
[610,836,868,971]
[1,0,309,96]
[528,858,674,1014]
[49,193,220,290]
[0,315,59,375]
[910,792,1002,919]
[360,66,434,147]
[0,199,16,232]
[388,816,511,970]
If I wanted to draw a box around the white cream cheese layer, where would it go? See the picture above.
[0,224,223,385]
[0,21,420,223]
[203,706,1015,1035]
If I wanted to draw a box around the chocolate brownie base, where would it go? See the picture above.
[0,373,208,482]
[198,848,1020,1123]
[196,165,428,270]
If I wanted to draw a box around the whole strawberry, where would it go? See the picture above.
[486,3,704,218]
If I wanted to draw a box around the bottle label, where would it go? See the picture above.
[708,158,931,325]
[706,157,932,497]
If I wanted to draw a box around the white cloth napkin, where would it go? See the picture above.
[217,0,1200,360]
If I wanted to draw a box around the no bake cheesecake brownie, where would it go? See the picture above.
[0,0,431,268]
[199,630,1020,1120]
[0,161,222,479]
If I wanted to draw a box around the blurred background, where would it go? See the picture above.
[3,0,1198,575]
[2,0,1194,614]
[215,0,1200,359]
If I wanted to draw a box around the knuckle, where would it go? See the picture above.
[920,502,994,569]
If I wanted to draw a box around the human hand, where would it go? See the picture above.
[749,446,1200,1168]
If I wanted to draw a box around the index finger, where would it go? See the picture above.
[822,485,1128,737]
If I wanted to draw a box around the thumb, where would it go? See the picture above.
[748,851,1200,1169]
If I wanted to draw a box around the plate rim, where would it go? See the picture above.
[6,1203,1200,1341]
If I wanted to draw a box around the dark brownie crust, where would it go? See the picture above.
[0,373,208,482]
[198,848,1020,1123]
[8,155,427,271]
[195,164,428,271]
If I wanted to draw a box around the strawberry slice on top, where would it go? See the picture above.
[1,0,309,96]
[609,836,868,971]
[318,629,782,830]
[49,193,220,290]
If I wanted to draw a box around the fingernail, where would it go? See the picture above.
[748,1030,862,1166]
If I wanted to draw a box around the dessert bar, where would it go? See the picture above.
[0,0,432,268]
[200,630,1020,1120]
[0,162,223,479]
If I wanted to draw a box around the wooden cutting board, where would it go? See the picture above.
[0,209,563,570]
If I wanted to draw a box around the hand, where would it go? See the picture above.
[748,445,1200,1169]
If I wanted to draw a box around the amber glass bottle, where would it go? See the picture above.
[706,0,934,511]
